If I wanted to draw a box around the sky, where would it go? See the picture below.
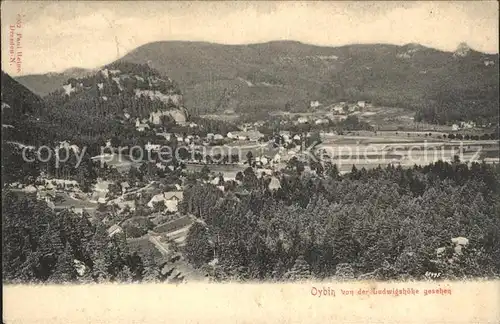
[1,1,498,76]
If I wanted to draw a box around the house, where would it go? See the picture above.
[211,177,222,185]
[268,176,281,191]
[147,193,167,209]
[156,132,172,141]
[145,142,161,152]
[156,162,167,171]
[135,118,149,132]
[453,121,476,131]
[147,191,184,212]
[107,224,123,237]
[315,118,329,125]
[58,141,80,154]
[257,168,273,177]
[259,156,269,165]
[149,111,164,125]
[297,117,309,124]
[214,134,224,141]
[229,131,264,142]
[331,115,347,122]
[91,180,110,202]
[273,153,282,164]
[357,101,366,108]
[120,182,130,194]
[45,179,79,190]
[460,121,476,129]
[332,105,345,114]
[206,133,215,141]
[293,134,301,141]
[22,185,37,193]
[44,182,55,190]
[310,101,321,108]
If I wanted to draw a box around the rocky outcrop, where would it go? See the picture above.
[57,62,189,126]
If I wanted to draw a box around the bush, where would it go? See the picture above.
[122,217,154,238]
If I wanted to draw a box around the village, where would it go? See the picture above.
[8,91,499,283]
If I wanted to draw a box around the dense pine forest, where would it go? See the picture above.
[181,161,500,281]
[3,160,499,283]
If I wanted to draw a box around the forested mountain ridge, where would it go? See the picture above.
[1,71,47,145]
[118,41,499,124]
[12,67,94,97]
[2,63,191,188]
[15,41,498,125]
[2,71,43,116]
[3,62,190,146]
[19,62,188,144]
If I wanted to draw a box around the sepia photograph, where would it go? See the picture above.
[2,1,499,323]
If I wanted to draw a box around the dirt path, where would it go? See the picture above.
[148,234,169,256]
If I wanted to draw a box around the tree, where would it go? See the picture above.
[201,165,211,181]
[152,200,166,213]
[246,151,253,165]
[142,251,161,282]
[92,252,111,283]
[235,171,244,182]
[325,162,340,179]
[117,265,134,283]
[284,255,312,281]
[50,243,77,283]
[184,222,213,268]
[108,181,122,198]
[334,263,355,280]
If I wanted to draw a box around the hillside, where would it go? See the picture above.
[116,41,499,124]
[4,63,189,146]
[2,70,44,116]
[1,71,47,144]
[40,61,189,143]
[14,68,95,97]
[15,41,499,124]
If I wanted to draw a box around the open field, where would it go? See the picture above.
[91,153,142,172]
[199,113,241,122]
[53,192,98,210]
[153,215,194,234]
[318,137,499,172]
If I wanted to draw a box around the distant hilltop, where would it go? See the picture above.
[13,40,498,125]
